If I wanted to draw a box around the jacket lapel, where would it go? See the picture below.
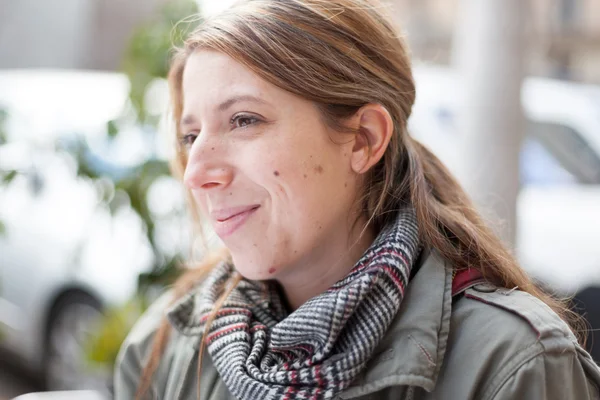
[338,251,453,398]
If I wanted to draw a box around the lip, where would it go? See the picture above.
[211,205,260,237]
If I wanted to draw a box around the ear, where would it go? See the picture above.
[350,103,394,174]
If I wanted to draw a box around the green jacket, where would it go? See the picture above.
[114,252,600,399]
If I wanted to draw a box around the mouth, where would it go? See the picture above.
[212,205,260,238]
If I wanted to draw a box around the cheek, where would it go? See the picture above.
[272,160,343,225]
[189,192,210,217]
[245,129,350,212]
[266,155,321,200]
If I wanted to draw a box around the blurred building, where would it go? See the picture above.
[391,0,600,83]
[0,0,168,70]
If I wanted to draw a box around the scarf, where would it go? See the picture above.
[167,208,420,400]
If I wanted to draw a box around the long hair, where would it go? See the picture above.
[135,1,583,398]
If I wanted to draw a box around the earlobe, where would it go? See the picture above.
[349,104,394,174]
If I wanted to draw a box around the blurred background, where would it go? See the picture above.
[0,0,599,398]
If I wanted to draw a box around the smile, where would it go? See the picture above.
[212,205,260,237]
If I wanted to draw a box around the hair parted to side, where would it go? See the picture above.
[135,1,584,398]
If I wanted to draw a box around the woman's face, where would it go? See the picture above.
[181,50,362,280]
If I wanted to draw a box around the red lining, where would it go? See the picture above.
[452,269,485,296]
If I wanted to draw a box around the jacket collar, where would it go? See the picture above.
[338,249,453,398]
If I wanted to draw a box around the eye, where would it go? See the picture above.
[179,132,198,148]
[231,114,259,129]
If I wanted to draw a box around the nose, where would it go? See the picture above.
[183,138,233,191]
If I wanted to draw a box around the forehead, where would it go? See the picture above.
[182,50,272,106]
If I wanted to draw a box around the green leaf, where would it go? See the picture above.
[0,108,7,145]
[2,170,17,184]
[107,120,119,138]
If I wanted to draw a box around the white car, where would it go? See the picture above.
[0,70,163,393]
[410,64,600,294]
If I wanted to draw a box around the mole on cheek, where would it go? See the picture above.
[274,170,280,177]
[314,165,324,174]
[268,267,276,274]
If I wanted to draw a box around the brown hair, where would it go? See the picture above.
[135,1,583,398]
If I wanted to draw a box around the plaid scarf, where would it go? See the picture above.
[168,209,420,400]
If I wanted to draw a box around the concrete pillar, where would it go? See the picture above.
[452,0,526,246]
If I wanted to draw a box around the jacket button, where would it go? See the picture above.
[473,283,497,293]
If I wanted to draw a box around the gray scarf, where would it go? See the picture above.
[168,208,420,399]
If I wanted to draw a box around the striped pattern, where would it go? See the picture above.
[168,209,420,400]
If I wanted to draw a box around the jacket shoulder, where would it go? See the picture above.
[436,285,600,400]
[113,290,175,399]
[460,284,577,347]
[121,290,175,352]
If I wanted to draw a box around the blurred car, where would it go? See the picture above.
[410,63,600,294]
[0,70,162,393]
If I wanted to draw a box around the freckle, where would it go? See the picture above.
[274,170,280,177]
[344,183,348,188]
[253,243,257,247]
[294,250,297,254]
[229,192,232,196]
[211,147,215,150]
[269,267,276,274]
[314,165,324,174]
[344,153,347,157]
[319,225,322,230]
[303,174,307,179]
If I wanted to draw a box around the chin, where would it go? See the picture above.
[230,253,273,281]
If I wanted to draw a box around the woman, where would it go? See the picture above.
[114,0,600,399]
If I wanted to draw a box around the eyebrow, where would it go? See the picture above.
[180,114,197,129]
[180,94,268,130]
[217,94,267,112]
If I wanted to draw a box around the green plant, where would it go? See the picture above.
[0,168,18,237]
[0,109,10,340]
[85,296,148,365]
[104,0,201,288]
[0,108,10,238]
[81,0,201,370]
[0,108,7,145]
[122,0,199,126]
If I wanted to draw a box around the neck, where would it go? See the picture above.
[276,217,376,311]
